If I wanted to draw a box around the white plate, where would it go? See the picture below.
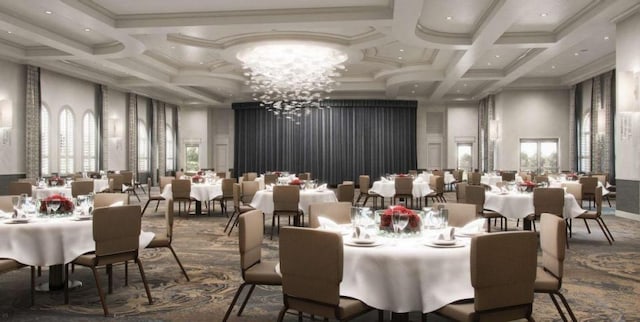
[72,216,92,221]
[424,241,466,248]
[6,218,31,224]
[455,231,485,238]
[430,239,457,246]
[344,239,384,247]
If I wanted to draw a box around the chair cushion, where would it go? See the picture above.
[482,211,502,219]
[437,299,532,322]
[238,205,254,213]
[534,267,559,292]
[244,261,281,285]
[577,211,597,219]
[338,296,370,319]
[437,300,474,322]
[147,236,170,248]
[0,259,24,274]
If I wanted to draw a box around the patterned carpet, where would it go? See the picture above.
[0,189,638,321]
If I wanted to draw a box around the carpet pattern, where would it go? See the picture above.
[0,189,638,321]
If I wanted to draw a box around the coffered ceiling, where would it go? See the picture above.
[0,0,637,107]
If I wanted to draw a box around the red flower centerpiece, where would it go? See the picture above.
[379,205,422,233]
[519,180,537,192]
[566,173,578,181]
[192,175,203,183]
[39,194,74,213]
[48,176,64,186]
[289,178,302,186]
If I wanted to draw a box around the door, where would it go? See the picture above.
[427,143,441,170]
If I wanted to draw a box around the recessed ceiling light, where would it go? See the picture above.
[170,46,176,49]
[463,83,468,87]
[604,36,609,40]
[540,13,548,17]
[574,52,579,56]
[399,49,405,52]
[495,54,501,58]
[446,16,453,21]
[456,89,461,93]
[199,61,204,65]
[414,84,418,88]
[83,28,91,32]
[551,65,556,69]
[44,10,52,15]
[6,31,12,34]
[487,62,492,66]
[398,56,403,60]
[411,90,416,94]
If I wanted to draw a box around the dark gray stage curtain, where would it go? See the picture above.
[234,100,417,185]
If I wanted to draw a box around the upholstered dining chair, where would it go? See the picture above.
[244,172,258,182]
[8,181,32,196]
[216,171,227,179]
[531,188,565,235]
[592,174,613,206]
[501,171,516,182]
[213,178,234,216]
[171,179,193,218]
[469,172,481,185]
[146,199,190,281]
[425,175,446,206]
[337,182,355,205]
[142,176,172,216]
[579,177,598,209]
[271,185,302,240]
[431,202,477,228]
[67,205,153,316]
[356,175,380,208]
[241,181,260,205]
[434,231,537,322]
[535,175,549,185]
[264,173,278,186]
[465,185,506,232]
[223,210,281,322]
[107,173,124,193]
[277,226,381,322]
[561,182,582,206]
[224,183,255,236]
[93,193,129,208]
[450,169,464,191]
[297,172,309,181]
[308,201,352,228]
[394,176,414,208]
[576,186,614,245]
[456,182,468,203]
[120,171,140,202]
[71,180,94,198]
[536,214,577,322]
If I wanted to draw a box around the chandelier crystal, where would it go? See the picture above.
[237,43,347,118]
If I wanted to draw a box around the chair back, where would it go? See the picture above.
[120,171,134,186]
[594,186,603,216]
[241,181,260,204]
[18,178,37,186]
[432,169,443,177]
[434,175,444,194]
[540,213,566,281]
[533,188,564,217]
[92,205,141,261]
[469,172,481,185]
[395,177,413,195]
[264,173,278,186]
[432,202,476,227]
[175,171,185,179]
[297,173,310,181]
[221,178,235,198]
[452,170,463,182]
[159,176,173,192]
[279,227,342,307]
[216,172,227,179]
[520,173,532,182]
[239,210,265,272]
[0,195,17,212]
[94,193,130,208]
[8,182,32,196]
[164,199,175,242]
[501,172,516,182]
[592,174,607,186]
[471,231,537,312]
[408,170,418,177]
[561,183,582,203]
[358,175,370,194]
[579,177,598,196]
[534,175,549,184]
[71,180,94,197]
[308,202,352,228]
[456,182,468,203]
[107,173,124,192]
[273,185,300,212]
[465,185,486,214]
[171,179,191,200]
[336,183,354,204]
[244,172,258,182]
[233,183,243,209]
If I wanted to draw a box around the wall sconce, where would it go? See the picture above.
[489,119,500,141]
[0,99,12,145]
[108,117,123,150]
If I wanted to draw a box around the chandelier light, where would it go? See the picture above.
[237,42,348,119]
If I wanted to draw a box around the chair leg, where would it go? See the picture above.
[91,266,109,317]
[31,266,36,306]
[136,258,153,305]
[548,293,567,322]
[223,283,247,322]
[237,284,256,316]
[599,217,615,242]
[155,200,161,212]
[583,219,592,234]
[224,210,238,233]
[141,200,151,216]
[595,218,613,245]
[277,306,287,322]
[125,261,129,286]
[168,245,190,281]
[270,214,277,240]
[556,291,578,322]
[107,264,113,294]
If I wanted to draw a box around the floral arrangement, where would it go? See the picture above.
[396,173,408,177]
[566,173,578,180]
[192,175,203,183]
[289,178,302,185]
[197,171,204,176]
[39,194,74,213]
[379,205,421,233]
[48,176,64,186]
[520,180,536,187]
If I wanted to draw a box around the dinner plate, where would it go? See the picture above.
[72,216,92,221]
[430,239,457,246]
[423,241,466,248]
[6,218,31,224]
[344,239,383,247]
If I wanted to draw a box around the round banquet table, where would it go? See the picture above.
[161,183,223,215]
[341,234,473,313]
[369,180,433,198]
[480,175,502,186]
[484,191,585,220]
[250,188,337,215]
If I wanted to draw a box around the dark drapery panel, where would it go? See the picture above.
[234,100,417,185]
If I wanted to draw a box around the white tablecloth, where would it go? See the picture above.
[481,175,502,186]
[250,189,337,215]
[548,180,610,196]
[341,235,473,313]
[161,183,223,201]
[93,179,110,193]
[0,217,154,266]
[484,191,585,219]
[369,180,433,198]
[32,186,72,199]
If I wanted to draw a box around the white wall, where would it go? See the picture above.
[446,104,478,170]
[208,108,234,176]
[178,107,209,171]
[40,69,95,175]
[0,60,25,175]
[106,89,127,170]
[494,89,570,171]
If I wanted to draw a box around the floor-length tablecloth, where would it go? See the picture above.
[484,191,585,219]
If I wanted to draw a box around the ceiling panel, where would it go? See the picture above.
[471,48,531,70]
[507,0,597,33]
[418,0,494,34]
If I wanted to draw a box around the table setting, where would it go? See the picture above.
[250,182,336,215]
[369,175,433,198]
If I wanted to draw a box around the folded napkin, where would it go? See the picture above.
[413,177,424,183]
[109,201,124,207]
[459,218,486,235]
[0,210,12,219]
[317,216,339,230]
[266,184,274,192]
[316,184,327,191]
[380,177,389,183]
[352,226,373,240]
[436,227,456,241]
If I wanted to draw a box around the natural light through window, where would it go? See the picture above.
[82,112,96,171]
[59,108,74,174]
[166,125,174,171]
[138,120,148,172]
[40,106,50,175]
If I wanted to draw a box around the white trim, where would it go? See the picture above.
[615,210,640,221]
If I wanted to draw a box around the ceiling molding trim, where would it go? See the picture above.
[560,52,616,86]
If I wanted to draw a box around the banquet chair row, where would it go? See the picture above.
[356,175,382,208]
[464,185,506,232]
[337,181,355,205]
[224,183,256,236]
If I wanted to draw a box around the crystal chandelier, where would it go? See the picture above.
[237,42,347,118]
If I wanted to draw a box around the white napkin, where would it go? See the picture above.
[352,226,373,241]
[413,177,424,183]
[318,216,339,230]
[316,184,327,191]
[266,184,274,192]
[490,185,501,193]
[109,201,124,207]
[459,218,486,235]
[380,177,389,182]
[0,210,12,219]
[436,227,456,241]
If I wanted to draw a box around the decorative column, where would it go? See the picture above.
[127,93,137,172]
[156,101,166,182]
[25,65,41,179]
[100,85,109,170]
[568,85,576,172]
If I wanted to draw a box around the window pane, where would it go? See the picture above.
[138,120,148,172]
[166,125,174,171]
[41,107,50,175]
[457,144,472,172]
[59,108,74,174]
[520,142,537,171]
[185,144,199,172]
[82,112,96,171]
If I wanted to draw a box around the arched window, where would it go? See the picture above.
[166,124,174,171]
[82,111,96,171]
[59,108,74,174]
[41,105,50,175]
[579,113,591,172]
[138,120,148,172]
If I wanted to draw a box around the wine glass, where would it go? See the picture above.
[49,200,61,214]
[392,212,409,235]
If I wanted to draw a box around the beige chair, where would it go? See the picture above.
[435,231,537,322]
[536,214,577,322]
[216,171,227,179]
[431,202,477,228]
[244,172,258,182]
[592,174,613,206]
[456,182,468,203]
[240,181,259,205]
[175,171,185,179]
[520,173,532,182]
[264,173,278,186]
[469,172,481,185]
[68,205,153,316]
[277,227,379,322]
[561,182,582,206]
[579,177,598,209]
[146,199,190,281]
[425,175,446,206]
[0,195,18,212]
[355,175,380,208]
[393,176,414,208]
[106,173,124,193]
[271,185,302,240]
[308,202,352,228]
[223,210,281,322]
[71,180,94,198]
[94,193,129,208]
[531,188,565,234]
[465,185,506,232]
[171,179,193,217]
[450,169,464,191]
[535,175,549,185]
[142,176,172,216]
[337,182,355,205]
[501,172,516,182]
[8,181,32,196]
[297,172,311,181]
[224,183,255,236]
[120,171,140,202]
[576,186,614,245]
[213,178,234,216]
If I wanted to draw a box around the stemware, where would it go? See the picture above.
[49,200,61,213]
[392,212,409,235]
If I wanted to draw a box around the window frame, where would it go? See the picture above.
[58,107,74,175]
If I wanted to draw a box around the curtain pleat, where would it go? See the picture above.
[98,85,108,170]
[233,100,417,185]
[569,85,576,172]
[127,93,137,172]
[25,65,41,179]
